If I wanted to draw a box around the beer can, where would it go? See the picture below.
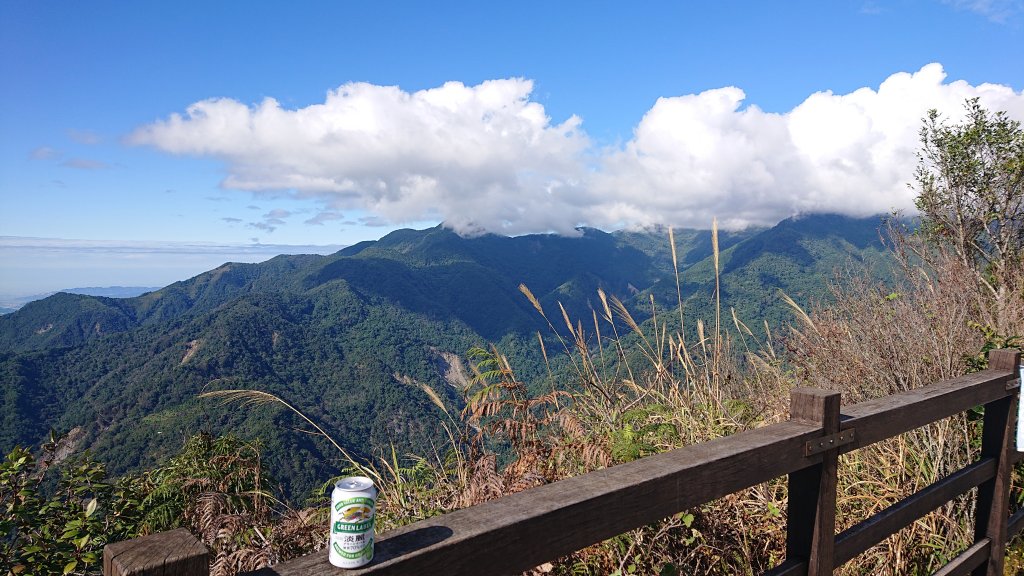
[329,476,377,568]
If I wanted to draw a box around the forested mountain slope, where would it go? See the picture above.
[0,214,891,501]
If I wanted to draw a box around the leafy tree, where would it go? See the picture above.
[0,432,316,576]
[0,433,148,575]
[914,98,1024,315]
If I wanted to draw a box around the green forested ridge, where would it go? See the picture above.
[0,213,891,502]
[644,214,894,333]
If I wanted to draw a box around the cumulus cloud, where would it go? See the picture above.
[129,79,588,235]
[590,64,1024,229]
[130,65,1024,233]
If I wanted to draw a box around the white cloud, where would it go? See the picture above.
[942,0,1024,22]
[130,79,588,235]
[130,65,1024,233]
[590,64,1024,229]
[305,210,344,225]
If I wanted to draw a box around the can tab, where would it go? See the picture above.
[804,429,855,457]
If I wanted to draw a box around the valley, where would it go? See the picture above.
[0,214,893,501]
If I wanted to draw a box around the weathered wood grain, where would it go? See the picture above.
[989,350,1021,375]
[102,351,1016,576]
[972,355,1018,576]
[103,528,209,576]
[785,389,840,576]
[839,367,1016,452]
[248,419,823,575]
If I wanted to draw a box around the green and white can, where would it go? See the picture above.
[329,476,377,568]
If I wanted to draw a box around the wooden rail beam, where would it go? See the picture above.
[934,539,991,576]
[247,419,823,575]
[97,352,1023,576]
[834,458,997,567]
[839,367,1017,453]
[245,360,1021,575]
[103,528,209,576]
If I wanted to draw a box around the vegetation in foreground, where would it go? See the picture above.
[2,99,1022,575]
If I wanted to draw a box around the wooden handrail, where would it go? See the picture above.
[103,350,1023,576]
[103,528,210,576]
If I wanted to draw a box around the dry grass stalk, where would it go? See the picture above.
[191,217,1022,575]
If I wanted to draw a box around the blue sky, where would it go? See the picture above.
[1,0,1022,296]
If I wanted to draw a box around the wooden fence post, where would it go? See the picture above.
[103,528,210,576]
[786,388,842,576]
[973,349,1021,576]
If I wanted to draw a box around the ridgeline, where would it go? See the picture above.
[0,214,891,501]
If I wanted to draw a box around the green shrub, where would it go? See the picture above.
[0,432,148,575]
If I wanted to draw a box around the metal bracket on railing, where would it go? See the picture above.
[804,429,855,457]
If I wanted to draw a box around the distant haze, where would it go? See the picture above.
[61,286,160,298]
[0,237,345,298]
[0,286,159,312]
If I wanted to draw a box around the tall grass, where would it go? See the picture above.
[416,220,792,574]
[772,226,1024,575]
[195,219,1021,575]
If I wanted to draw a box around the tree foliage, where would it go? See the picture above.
[0,432,149,575]
[0,432,322,576]
[0,216,891,504]
[914,97,1024,304]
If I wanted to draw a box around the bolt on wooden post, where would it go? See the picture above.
[786,388,842,576]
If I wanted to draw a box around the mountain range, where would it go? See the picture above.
[0,214,893,500]
[0,286,161,315]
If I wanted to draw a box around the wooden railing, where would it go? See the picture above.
[104,350,1023,576]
